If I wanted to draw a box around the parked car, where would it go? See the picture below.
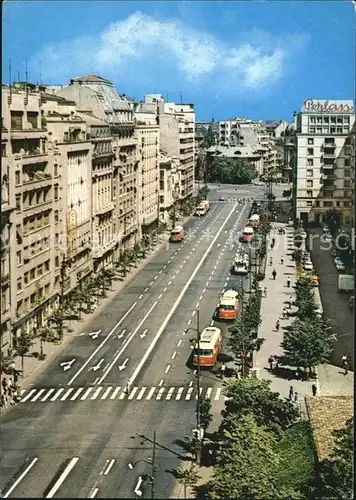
[322,225,329,233]
[324,233,333,242]
[303,261,314,271]
[334,257,345,266]
[219,196,225,202]
[336,262,346,272]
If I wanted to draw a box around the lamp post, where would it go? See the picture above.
[128,431,157,499]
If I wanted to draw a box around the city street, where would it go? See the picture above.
[0,184,265,499]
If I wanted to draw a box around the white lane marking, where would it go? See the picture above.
[137,387,147,400]
[60,388,75,401]
[119,391,126,400]
[199,295,203,300]
[215,388,222,400]
[210,320,214,326]
[70,388,84,400]
[144,287,149,292]
[2,457,39,498]
[91,387,103,400]
[88,487,99,498]
[51,388,65,401]
[127,201,241,388]
[21,389,37,402]
[196,302,200,308]
[165,364,171,374]
[31,389,46,402]
[180,264,183,269]
[139,294,143,299]
[166,387,175,400]
[68,301,138,385]
[146,387,156,400]
[149,281,154,286]
[163,287,167,292]
[168,280,172,285]
[100,387,112,400]
[168,259,171,263]
[80,387,93,400]
[97,302,158,384]
[45,457,79,498]
[202,288,206,293]
[158,294,162,299]
[128,387,139,400]
[154,276,158,281]
[214,265,217,270]
[159,270,162,274]
[156,388,165,400]
[195,387,203,400]
[205,387,212,399]
[187,319,192,326]
[189,381,193,387]
[177,339,182,347]
[176,387,184,400]
[41,388,55,401]
[109,387,121,400]
[171,351,177,360]
[104,459,115,475]
[159,379,164,386]
[211,270,215,275]
[224,282,228,286]
[186,387,194,400]
[163,265,167,269]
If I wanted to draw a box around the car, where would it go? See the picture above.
[308,274,320,286]
[324,233,332,242]
[219,196,225,202]
[322,225,329,233]
[334,257,344,265]
[303,261,314,271]
[336,262,346,272]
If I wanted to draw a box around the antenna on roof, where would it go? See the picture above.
[180,91,183,104]
[25,60,28,97]
[39,60,42,86]
[17,69,20,83]
[9,56,12,99]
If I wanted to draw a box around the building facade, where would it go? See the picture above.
[159,152,180,225]
[295,99,355,225]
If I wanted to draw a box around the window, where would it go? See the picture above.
[310,117,316,124]
[54,186,59,200]
[54,164,58,177]
[15,171,20,184]
[55,256,59,267]
[54,210,59,222]
[45,284,50,296]
[16,251,22,265]
[306,201,313,207]
[27,112,38,129]
[315,201,320,207]
[30,268,36,280]
[344,180,351,187]
[308,138,314,145]
[324,201,333,207]
[44,260,50,271]
[30,293,36,304]
[11,111,23,130]
[37,264,43,276]
[15,195,21,212]
[17,278,22,292]
[306,169,313,177]
[325,138,335,145]
[344,169,351,177]
[344,201,351,208]
[43,212,50,225]
[307,190,313,197]
[344,158,350,166]
[309,127,315,133]
[307,148,314,155]
[307,159,314,166]
[306,180,314,188]
[323,116,329,123]
[336,201,340,207]
[330,116,336,124]
[24,272,29,285]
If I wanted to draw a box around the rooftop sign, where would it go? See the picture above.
[302,99,354,113]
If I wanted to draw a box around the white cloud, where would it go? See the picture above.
[29,11,308,92]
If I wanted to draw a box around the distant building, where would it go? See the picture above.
[159,151,180,224]
[206,144,264,177]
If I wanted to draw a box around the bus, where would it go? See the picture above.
[216,289,240,320]
[193,327,222,367]
[249,214,260,229]
[195,200,210,216]
[169,226,185,242]
[240,226,254,243]
[231,253,249,275]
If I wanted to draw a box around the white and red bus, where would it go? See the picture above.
[240,226,254,243]
[249,214,260,229]
[195,200,210,216]
[193,327,222,367]
[216,289,240,320]
[169,225,185,242]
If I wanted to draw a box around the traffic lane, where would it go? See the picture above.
[97,204,242,387]
[73,208,239,387]
[32,208,227,388]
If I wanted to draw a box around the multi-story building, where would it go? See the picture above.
[159,152,180,224]
[282,125,297,184]
[1,85,59,346]
[134,109,160,235]
[56,75,139,256]
[295,99,355,225]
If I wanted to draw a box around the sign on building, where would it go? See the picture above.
[302,99,354,113]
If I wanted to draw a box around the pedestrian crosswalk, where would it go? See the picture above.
[19,385,227,404]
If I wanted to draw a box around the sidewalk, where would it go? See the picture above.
[12,234,170,392]
[255,222,354,407]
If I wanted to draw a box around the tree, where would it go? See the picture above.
[315,417,353,499]
[199,398,213,431]
[210,414,281,500]
[0,354,14,375]
[14,328,34,375]
[281,317,336,375]
[221,378,299,433]
[203,125,215,148]
[174,464,201,498]
[207,157,258,184]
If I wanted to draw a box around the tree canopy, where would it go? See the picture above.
[207,156,258,184]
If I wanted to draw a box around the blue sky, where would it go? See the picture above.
[3,1,355,122]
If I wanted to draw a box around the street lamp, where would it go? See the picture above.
[128,431,157,499]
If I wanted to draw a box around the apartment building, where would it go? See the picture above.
[134,109,160,235]
[295,99,355,225]
[1,85,60,346]
[141,95,195,202]
[282,125,297,183]
[56,75,139,256]
[159,152,180,224]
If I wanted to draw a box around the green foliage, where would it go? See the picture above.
[274,421,316,495]
[15,329,34,357]
[0,354,14,375]
[221,378,299,433]
[175,464,201,491]
[199,398,213,430]
[203,125,215,148]
[207,157,258,184]
[315,417,354,499]
[281,317,336,371]
[210,414,281,500]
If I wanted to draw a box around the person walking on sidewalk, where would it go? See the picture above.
[275,320,280,332]
[272,269,277,280]
[312,384,317,396]
[343,361,349,375]
[263,286,267,298]
[289,386,294,401]
[280,256,284,265]
[294,392,298,403]
[268,356,274,371]
[269,256,273,266]
[2,377,7,394]
[286,277,291,288]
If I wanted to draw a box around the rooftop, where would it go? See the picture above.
[305,395,354,461]
[71,75,112,84]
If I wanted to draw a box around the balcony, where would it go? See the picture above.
[322,163,335,170]
[1,199,16,213]
[92,239,116,259]
[23,199,53,216]
[22,174,52,191]
[0,236,10,253]
[93,203,115,217]
[323,141,336,148]
[15,152,48,165]
[11,128,46,140]
[1,272,10,287]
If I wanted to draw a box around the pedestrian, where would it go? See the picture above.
[280,256,284,265]
[286,277,291,288]
[289,385,294,400]
[268,356,274,371]
[312,384,317,396]
[286,308,290,319]
[275,320,280,332]
[269,256,273,266]
[272,237,275,246]
[342,354,347,366]
[294,392,298,403]
[263,286,267,298]
[1,391,8,408]
[220,363,226,378]
[344,361,349,375]
[1,377,7,393]
[272,269,277,280]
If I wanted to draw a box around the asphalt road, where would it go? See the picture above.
[0,184,266,499]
